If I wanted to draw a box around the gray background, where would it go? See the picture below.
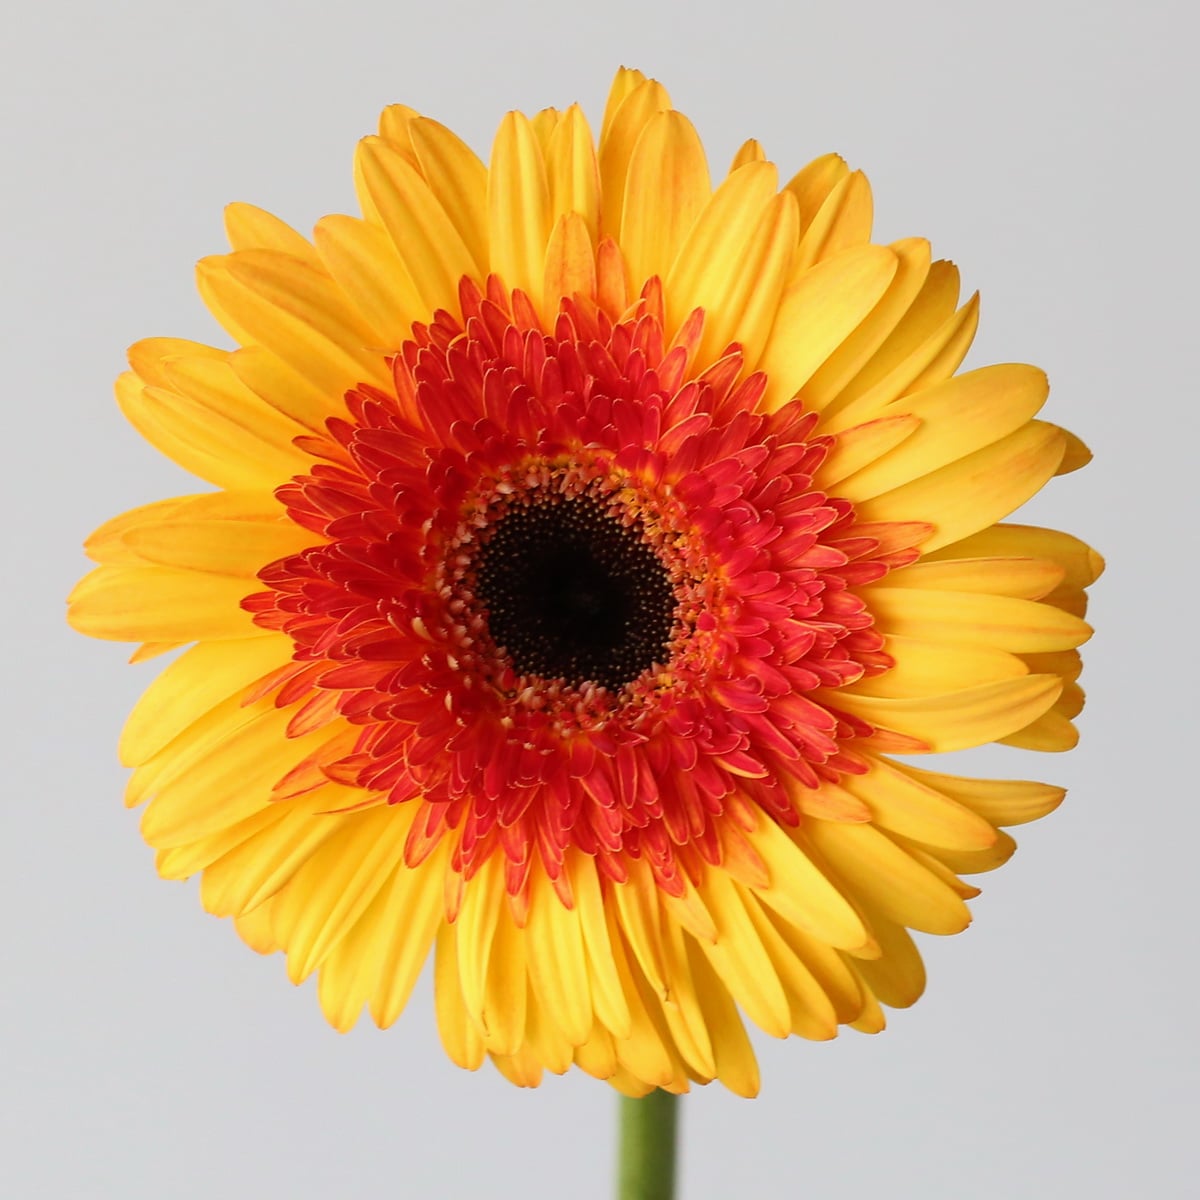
[4,1,1194,1196]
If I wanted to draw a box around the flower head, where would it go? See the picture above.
[69,68,1101,1096]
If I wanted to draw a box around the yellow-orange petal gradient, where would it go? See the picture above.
[68,66,1101,1096]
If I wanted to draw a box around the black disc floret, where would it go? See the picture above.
[474,492,677,691]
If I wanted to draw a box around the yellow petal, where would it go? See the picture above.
[894,764,1064,827]
[1056,427,1093,474]
[852,420,1067,552]
[721,190,802,369]
[139,708,333,846]
[408,116,490,273]
[684,938,760,1097]
[127,337,226,388]
[729,139,766,171]
[841,754,998,850]
[453,853,506,1038]
[524,863,593,1046]
[761,908,868,1024]
[881,834,982,902]
[803,237,932,411]
[115,372,299,491]
[825,259,961,406]
[909,829,1017,876]
[1000,709,1080,751]
[543,211,597,308]
[356,136,479,316]
[129,642,183,663]
[545,103,601,245]
[788,778,873,823]
[128,689,281,806]
[353,105,417,223]
[742,814,871,951]
[784,153,849,233]
[695,872,791,1038]
[196,250,389,395]
[524,980,577,1076]
[598,77,671,238]
[607,910,687,1090]
[922,524,1104,589]
[849,635,1028,699]
[848,906,927,1008]
[369,839,453,1028]
[758,245,899,412]
[568,852,631,1039]
[1040,581,1090,618]
[68,563,260,643]
[660,880,718,944]
[377,103,421,159]
[224,203,318,263]
[229,345,340,433]
[619,110,710,289]
[824,290,980,430]
[610,860,669,995]
[793,170,873,271]
[600,67,654,144]
[316,871,398,1033]
[488,112,552,311]
[740,897,839,1040]
[200,798,347,917]
[1023,649,1083,684]
[85,495,194,565]
[204,792,369,912]
[119,635,290,765]
[434,923,486,1070]
[1053,679,1086,718]
[832,364,1050,498]
[162,353,315,461]
[481,904,528,1055]
[833,674,1063,752]
[158,799,285,881]
[313,214,425,348]
[801,821,972,935]
[891,291,980,399]
[665,162,793,366]
[883,555,1066,600]
[233,902,280,955]
[117,492,314,578]
[529,106,560,154]
[655,919,717,1077]
[860,586,1093,652]
[490,1046,545,1089]
[818,414,919,485]
[849,988,887,1033]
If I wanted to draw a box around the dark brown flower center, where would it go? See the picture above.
[472,491,677,692]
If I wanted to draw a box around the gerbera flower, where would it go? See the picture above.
[68,67,1100,1097]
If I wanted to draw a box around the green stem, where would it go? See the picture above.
[616,1089,679,1200]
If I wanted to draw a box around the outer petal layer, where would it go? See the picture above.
[69,68,1100,1099]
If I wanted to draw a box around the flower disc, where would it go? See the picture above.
[69,69,1101,1095]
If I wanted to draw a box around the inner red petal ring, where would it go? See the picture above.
[243,277,917,904]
